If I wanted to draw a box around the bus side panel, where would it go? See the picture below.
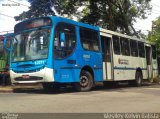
[76,50,103,82]
[53,49,103,83]
[113,54,147,81]
[59,68,81,83]
[53,52,81,83]
[113,55,134,80]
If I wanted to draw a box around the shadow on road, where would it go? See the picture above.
[12,82,160,95]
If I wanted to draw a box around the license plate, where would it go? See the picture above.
[22,75,30,79]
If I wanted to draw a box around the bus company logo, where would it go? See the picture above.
[83,54,90,59]
[118,58,129,65]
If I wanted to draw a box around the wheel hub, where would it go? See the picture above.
[80,76,89,87]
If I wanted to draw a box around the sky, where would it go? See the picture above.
[0,0,30,34]
[0,0,160,35]
[134,0,160,34]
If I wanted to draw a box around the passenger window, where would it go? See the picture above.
[152,45,157,59]
[120,37,130,56]
[130,40,138,57]
[80,28,100,51]
[113,36,120,55]
[138,42,145,58]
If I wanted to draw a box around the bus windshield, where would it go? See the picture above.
[12,28,50,62]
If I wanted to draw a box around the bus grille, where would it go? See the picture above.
[15,76,43,81]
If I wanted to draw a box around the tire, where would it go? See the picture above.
[74,70,94,92]
[134,71,142,86]
[42,82,60,92]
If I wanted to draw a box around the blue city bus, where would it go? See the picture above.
[8,16,158,91]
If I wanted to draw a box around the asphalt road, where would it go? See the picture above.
[0,83,160,113]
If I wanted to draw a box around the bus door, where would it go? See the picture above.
[101,35,113,80]
[151,45,158,78]
[145,46,153,79]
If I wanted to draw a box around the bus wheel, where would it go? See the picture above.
[75,70,93,92]
[135,71,142,86]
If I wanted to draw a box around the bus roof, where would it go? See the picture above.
[50,16,99,30]
[14,16,155,45]
[100,28,145,42]
[100,28,155,45]
[14,16,99,33]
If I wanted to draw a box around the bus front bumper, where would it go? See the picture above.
[10,67,54,84]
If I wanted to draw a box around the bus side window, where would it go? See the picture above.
[130,40,138,57]
[113,36,120,55]
[138,42,145,58]
[80,28,100,51]
[120,37,130,56]
[152,45,157,59]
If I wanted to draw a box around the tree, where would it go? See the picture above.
[148,17,160,55]
[15,0,152,37]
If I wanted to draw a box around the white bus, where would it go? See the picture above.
[100,28,158,86]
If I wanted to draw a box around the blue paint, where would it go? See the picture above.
[11,16,103,83]
[11,59,47,73]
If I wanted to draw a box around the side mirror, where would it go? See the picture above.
[60,32,65,47]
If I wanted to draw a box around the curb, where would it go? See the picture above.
[0,84,42,93]
[0,86,13,93]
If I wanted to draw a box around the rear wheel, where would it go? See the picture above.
[74,70,94,92]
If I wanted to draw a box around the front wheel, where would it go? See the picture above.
[74,70,94,92]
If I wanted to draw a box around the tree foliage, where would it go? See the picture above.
[148,17,160,55]
[15,0,152,37]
